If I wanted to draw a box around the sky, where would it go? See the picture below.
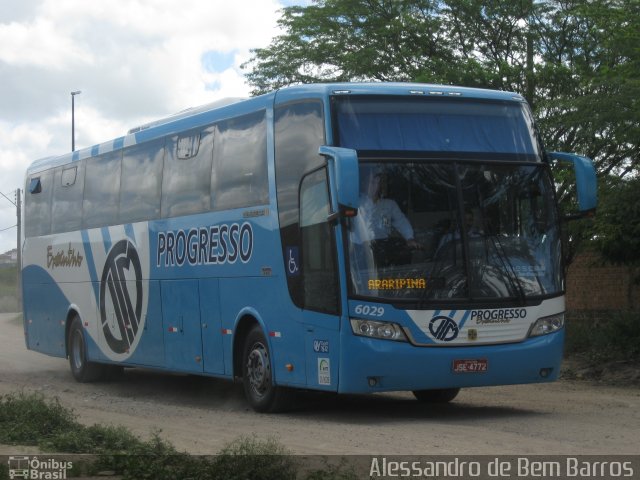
[0,0,307,254]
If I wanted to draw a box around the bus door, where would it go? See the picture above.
[298,166,342,390]
[274,99,343,390]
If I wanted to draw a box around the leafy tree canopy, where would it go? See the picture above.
[593,176,640,266]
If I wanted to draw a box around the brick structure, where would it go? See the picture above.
[566,249,640,311]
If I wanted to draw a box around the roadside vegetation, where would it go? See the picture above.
[564,311,640,384]
[0,265,18,313]
[566,311,640,362]
[0,391,356,480]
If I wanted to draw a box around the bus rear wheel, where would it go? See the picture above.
[68,316,105,382]
[242,325,292,413]
[413,388,460,403]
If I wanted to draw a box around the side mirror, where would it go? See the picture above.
[548,152,597,216]
[318,146,359,213]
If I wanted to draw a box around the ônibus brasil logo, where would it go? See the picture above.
[429,315,459,342]
[100,239,142,355]
[8,456,73,479]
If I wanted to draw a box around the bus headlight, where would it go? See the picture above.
[350,319,408,342]
[528,313,565,337]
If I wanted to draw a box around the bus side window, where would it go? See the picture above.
[211,110,268,211]
[161,128,213,218]
[120,138,164,224]
[83,151,122,230]
[52,163,84,234]
[25,170,54,237]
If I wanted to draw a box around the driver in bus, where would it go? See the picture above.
[351,169,420,268]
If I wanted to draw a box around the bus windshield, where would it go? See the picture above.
[333,96,541,160]
[346,161,562,303]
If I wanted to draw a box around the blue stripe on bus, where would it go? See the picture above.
[125,223,135,243]
[91,144,100,156]
[101,227,112,253]
[458,310,471,329]
[113,137,124,150]
[81,230,100,301]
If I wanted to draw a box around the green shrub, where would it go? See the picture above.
[0,392,77,445]
[565,310,640,362]
[210,436,298,480]
[0,265,18,313]
[303,458,359,480]
[0,391,357,479]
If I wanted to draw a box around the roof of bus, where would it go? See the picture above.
[26,82,525,175]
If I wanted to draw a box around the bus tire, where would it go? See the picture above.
[242,325,292,413]
[68,316,105,382]
[413,388,460,403]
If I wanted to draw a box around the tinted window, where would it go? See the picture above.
[51,163,84,233]
[300,168,339,313]
[25,169,54,237]
[335,96,539,160]
[211,110,268,211]
[120,138,164,224]
[275,102,325,228]
[274,101,326,309]
[161,127,213,218]
[83,151,122,229]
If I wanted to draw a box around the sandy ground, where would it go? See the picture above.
[1,312,639,456]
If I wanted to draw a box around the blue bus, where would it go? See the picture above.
[22,83,597,412]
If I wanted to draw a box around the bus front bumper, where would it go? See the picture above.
[338,329,564,394]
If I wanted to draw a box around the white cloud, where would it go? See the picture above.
[0,0,292,254]
[0,18,92,69]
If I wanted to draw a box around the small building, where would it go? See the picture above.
[0,248,17,265]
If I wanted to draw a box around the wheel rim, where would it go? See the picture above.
[71,330,84,371]
[246,341,271,398]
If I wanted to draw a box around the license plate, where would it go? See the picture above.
[453,359,488,373]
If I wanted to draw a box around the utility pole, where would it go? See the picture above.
[525,0,535,110]
[71,90,81,151]
[16,188,21,308]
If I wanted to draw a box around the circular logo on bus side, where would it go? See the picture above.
[429,315,459,342]
[99,239,143,354]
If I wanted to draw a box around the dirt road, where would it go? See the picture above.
[1,313,639,456]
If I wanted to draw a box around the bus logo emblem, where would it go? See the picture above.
[429,315,459,341]
[100,239,143,355]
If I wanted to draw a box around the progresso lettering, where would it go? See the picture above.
[470,308,527,324]
[156,222,253,267]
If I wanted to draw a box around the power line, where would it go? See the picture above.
[0,224,17,233]
[0,190,16,207]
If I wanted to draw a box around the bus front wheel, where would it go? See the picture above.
[413,388,460,403]
[242,325,292,413]
[68,316,105,382]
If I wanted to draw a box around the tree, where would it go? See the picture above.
[590,176,640,307]
[593,176,640,267]
[536,0,640,178]
[243,0,452,94]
